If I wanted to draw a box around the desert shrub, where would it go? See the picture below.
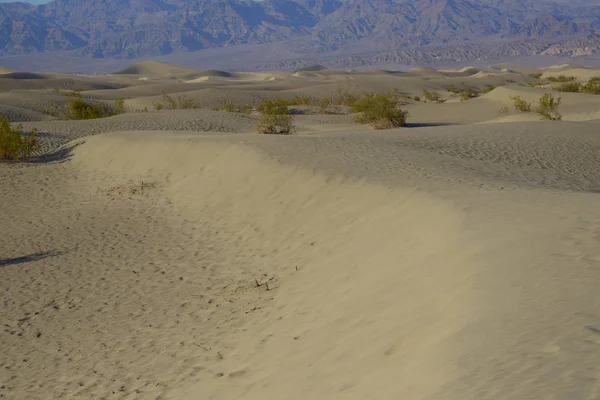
[422,88,441,103]
[481,85,497,94]
[447,84,461,94]
[215,102,254,114]
[413,95,420,102]
[68,98,109,120]
[113,98,126,114]
[331,85,359,106]
[158,91,198,109]
[460,87,478,101]
[498,106,510,115]
[536,94,562,121]
[52,87,61,94]
[256,99,294,134]
[350,92,408,129]
[546,75,576,83]
[582,77,600,94]
[154,103,164,111]
[528,72,543,79]
[512,96,532,112]
[0,115,40,161]
[553,82,582,92]
[317,97,339,114]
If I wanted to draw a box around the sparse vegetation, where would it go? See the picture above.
[553,82,582,92]
[481,85,497,94]
[156,91,199,109]
[512,96,532,113]
[581,77,600,94]
[422,89,445,103]
[527,72,543,79]
[546,75,576,83]
[214,102,253,114]
[498,106,510,115]
[113,98,126,114]
[0,115,40,161]
[460,87,478,101]
[350,92,408,129]
[68,98,110,120]
[447,84,461,94]
[536,93,562,121]
[256,99,295,134]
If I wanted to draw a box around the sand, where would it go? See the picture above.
[1,61,600,400]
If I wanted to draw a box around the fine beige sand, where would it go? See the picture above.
[1,61,600,400]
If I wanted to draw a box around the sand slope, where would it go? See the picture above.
[1,124,600,400]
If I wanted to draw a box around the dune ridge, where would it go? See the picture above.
[2,130,600,399]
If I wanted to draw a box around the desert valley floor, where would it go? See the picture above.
[1,61,600,400]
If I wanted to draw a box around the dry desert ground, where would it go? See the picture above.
[1,61,600,400]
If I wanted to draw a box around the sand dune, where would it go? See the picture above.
[2,126,600,400]
[115,61,202,79]
[1,61,600,400]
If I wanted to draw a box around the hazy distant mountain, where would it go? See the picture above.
[0,0,599,68]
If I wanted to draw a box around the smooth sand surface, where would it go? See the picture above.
[1,61,600,400]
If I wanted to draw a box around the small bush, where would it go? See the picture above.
[350,92,408,129]
[528,72,543,79]
[582,77,600,94]
[536,94,561,121]
[546,75,576,83]
[553,82,581,93]
[154,103,164,111]
[460,87,478,101]
[447,84,461,94]
[413,96,420,102]
[317,97,339,114]
[331,85,359,106]
[498,106,510,115]
[68,98,109,120]
[481,85,497,94]
[422,89,442,103]
[512,96,532,112]
[113,98,126,114]
[0,115,40,161]
[256,99,294,135]
[158,91,198,109]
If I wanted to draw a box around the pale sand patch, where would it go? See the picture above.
[1,124,600,400]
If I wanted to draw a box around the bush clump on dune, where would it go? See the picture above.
[582,77,600,94]
[350,92,408,129]
[0,115,40,161]
[536,94,562,121]
[512,96,533,112]
[256,99,295,135]
[546,75,576,83]
[68,98,110,120]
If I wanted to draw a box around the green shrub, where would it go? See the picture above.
[68,98,108,120]
[154,103,164,111]
[553,82,582,92]
[317,97,339,114]
[512,96,532,112]
[350,92,408,129]
[447,84,461,94]
[498,106,510,115]
[413,96,421,102]
[481,85,497,94]
[158,91,198,109]
[546,75,576,83]
[460,87,478,101]
[422,89,441,103]
[582,77,600,94]
[331,86,359,106]
[113,98,126,114]
[256,99,294,134]
[0,115,40,161]
[536,94,561,121]
[528,72,543,79]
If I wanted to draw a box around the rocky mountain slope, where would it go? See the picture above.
[0,0,599,68]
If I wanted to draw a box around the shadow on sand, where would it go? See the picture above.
[0,250,64,267]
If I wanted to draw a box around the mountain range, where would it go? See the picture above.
[1,0,600,70]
